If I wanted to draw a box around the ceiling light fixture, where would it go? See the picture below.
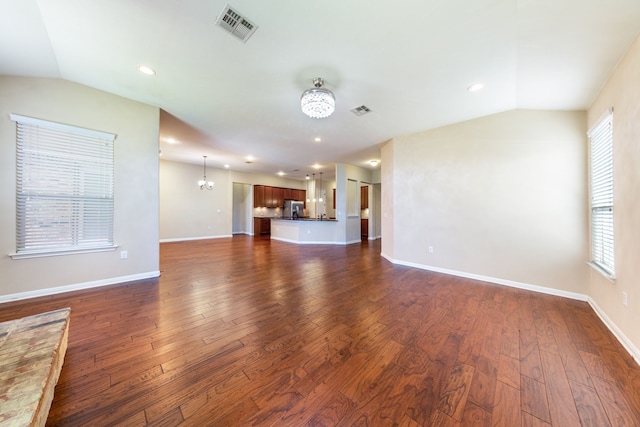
[370,160,379,167]
[311,173,317,203]
[198,155,214,190]
[137,65,156,75]
[301,78,335,119]
[467,83,484,92]
[314,137,322,142]
[318,172,324,203]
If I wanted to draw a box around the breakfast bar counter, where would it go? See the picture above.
[270,218,339,244]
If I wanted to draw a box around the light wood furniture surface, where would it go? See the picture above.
[0,308,70,426]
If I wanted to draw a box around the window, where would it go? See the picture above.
[10,114,116,258]
[588,110,614,276]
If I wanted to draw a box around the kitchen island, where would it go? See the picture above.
[270,218,340,244]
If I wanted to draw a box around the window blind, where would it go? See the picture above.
[11,114,116,256]
[588,110,614,276]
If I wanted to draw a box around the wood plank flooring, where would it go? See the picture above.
[1,236,639,426]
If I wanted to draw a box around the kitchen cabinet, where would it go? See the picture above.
[264,186,274,207]
[254,185,306,208]
[253,185,265,208]
[272,187,284,207]
[254,217,271,235]
[361,186,369,210]
[294,189,306,207]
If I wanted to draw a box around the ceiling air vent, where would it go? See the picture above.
[215,4,258,43]
[351,105,372,116]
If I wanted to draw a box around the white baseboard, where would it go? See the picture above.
[160,235,233,243]
[588,297,640,366]
[380,253,640,366]
[0,271,161,304]
[381,253,588,301]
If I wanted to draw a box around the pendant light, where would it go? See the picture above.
[318,172,324,202]
[198,155,214,190]
[311,173,317,202]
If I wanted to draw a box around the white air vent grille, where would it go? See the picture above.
[351,105,372,116]
[216,4,258,43]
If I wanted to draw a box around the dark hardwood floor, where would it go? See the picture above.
[1,236,639,426]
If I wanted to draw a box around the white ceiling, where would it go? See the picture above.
[2,0,640,181]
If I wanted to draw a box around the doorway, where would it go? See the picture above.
[232,182,252,235]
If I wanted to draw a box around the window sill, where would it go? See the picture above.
[587,262,616,283]
[9,245,117,260]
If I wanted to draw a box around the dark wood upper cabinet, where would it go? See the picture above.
[253,185,265,208]
[264,186,274,207]
[284,188,294,200]
[361,186,369,210]
[254,185,304,208]
[272,187,284,207]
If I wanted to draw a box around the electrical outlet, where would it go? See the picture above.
[623,291,628,307]
[120,250,128,260]
[428,246,434,254]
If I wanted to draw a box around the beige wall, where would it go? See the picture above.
[588,34,640,358]
[0,77,160,301]
[159,160,310,241]
[381,141,395,257]
[382,109,589,297]
[159,159,232,240]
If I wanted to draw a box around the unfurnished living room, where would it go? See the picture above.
[2,1,640,426]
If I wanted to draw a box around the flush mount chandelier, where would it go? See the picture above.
[301,77,335,119]
[198,155,214,190]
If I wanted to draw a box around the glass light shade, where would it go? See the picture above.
[199,179,214,190]
[301,78,335,119]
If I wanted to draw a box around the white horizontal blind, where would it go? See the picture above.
[11,114,116,255]
[588,110,614,275]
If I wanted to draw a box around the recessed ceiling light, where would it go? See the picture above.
[166,137,178,144]
[312,164,321,169]
[370,160,379,166]
[277,171,285,176]
[467,83,484,92]
[314,137,322,142]
[137,65,156,75]
[224,164,230,168]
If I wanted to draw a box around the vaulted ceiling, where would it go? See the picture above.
[2,0,640,180]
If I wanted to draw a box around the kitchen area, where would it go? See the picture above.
[252,179,340,244]
[251,168,379,245]
[160,160,379,245]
